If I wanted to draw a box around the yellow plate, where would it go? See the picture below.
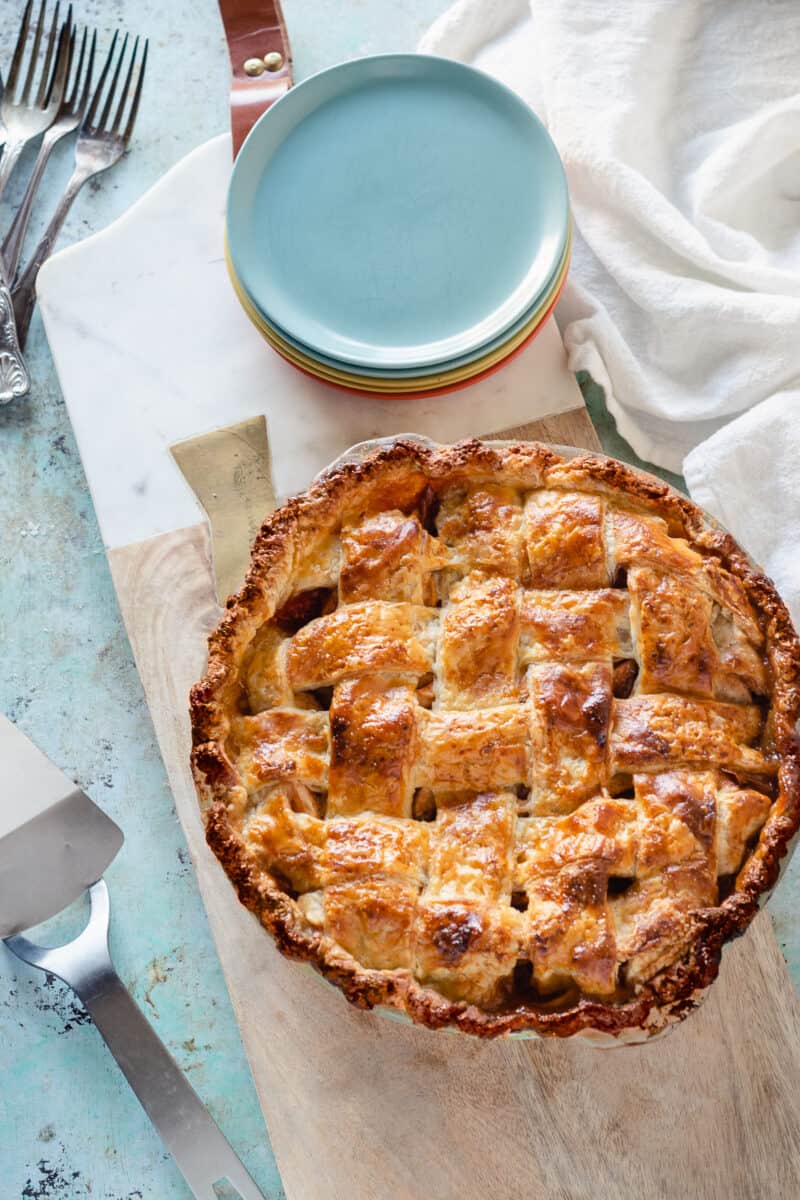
[227,230,571,393]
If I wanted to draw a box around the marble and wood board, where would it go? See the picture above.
[36,132,800,1199]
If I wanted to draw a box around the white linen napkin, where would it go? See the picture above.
[421,0,800,609]
[684,394,800,621]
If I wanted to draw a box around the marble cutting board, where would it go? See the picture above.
[36,132,800,1200]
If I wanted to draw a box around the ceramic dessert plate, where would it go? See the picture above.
[255,278,565,398]
[227,223,572,380]
[227,232,571,394]
[227,53,570,371]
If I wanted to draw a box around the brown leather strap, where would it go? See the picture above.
[218,0,293,157]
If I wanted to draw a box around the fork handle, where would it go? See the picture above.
[3,125,63,281]
[0,278,30,404]
[12,163,92,348]
[0,136,24,203]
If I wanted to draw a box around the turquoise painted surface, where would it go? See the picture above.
[0,3,798,1199]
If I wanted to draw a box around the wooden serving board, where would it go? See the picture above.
[107,410,800,1200]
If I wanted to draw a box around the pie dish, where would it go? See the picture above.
[190,439,800,1040]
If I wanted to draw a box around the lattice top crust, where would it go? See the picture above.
[190,440,800,1039]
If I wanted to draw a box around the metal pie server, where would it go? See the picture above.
[0,715,265,1200]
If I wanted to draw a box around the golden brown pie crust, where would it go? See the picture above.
[190,439,800,1039]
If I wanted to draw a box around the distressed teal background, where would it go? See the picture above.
[0,2,797,1198]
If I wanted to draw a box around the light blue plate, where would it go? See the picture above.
[234,224,570,379]
[227,54,569,371]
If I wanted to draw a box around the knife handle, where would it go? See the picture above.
[217,0,293,156]
[0,277,30,404]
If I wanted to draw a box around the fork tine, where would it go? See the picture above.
[80,30,96,112]
[45,11,72,109]
[83,29,117,128]
[7,0,32,95]
[20,0,47,105]
[97,31,128,131]
[65,25,85,109]
[111,35,138,135]
[61,26,76,104]
[123,38,148,146]
[35,0,61,106]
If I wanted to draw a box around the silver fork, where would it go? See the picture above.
[2,25,95,281]
[12,31,148,348]
[0,0,72,199]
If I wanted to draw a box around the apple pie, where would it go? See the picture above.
[190,440,800,1039]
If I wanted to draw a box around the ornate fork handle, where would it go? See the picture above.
[0,138,25,202]
[13,164,92,349]
[3,126,62,281]
[0,277,30,404]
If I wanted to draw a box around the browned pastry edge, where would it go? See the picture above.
[190,438,800,1039]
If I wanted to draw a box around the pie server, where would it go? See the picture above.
[0,714,265,1200]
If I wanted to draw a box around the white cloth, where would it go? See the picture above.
[421,1,800,613]
[684,394,800,618]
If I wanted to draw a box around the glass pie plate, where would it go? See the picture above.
[282,434,799,1046]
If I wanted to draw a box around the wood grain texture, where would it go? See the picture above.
[487,406,602,452]
[108,422,800,1200]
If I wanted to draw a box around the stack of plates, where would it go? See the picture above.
[226,54,571,398]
